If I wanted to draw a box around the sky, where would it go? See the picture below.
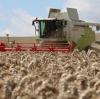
[0,0,100,36]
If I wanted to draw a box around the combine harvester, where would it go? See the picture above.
[0,8,100,52]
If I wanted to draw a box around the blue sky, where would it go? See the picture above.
[0,0,64,17]
[0,0,100,36]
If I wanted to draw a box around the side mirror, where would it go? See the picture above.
[96,25,100,31]
[32,21,34,25]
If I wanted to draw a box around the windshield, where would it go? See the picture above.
[33,19,67,38]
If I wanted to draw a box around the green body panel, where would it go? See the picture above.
[77,27,95,50]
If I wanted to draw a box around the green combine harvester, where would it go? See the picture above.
[32,8,100,51]
[0,8,100,52]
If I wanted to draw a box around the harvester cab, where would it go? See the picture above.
[33,18,67,39]
[32,18,72,52]
[32,8,100,51]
